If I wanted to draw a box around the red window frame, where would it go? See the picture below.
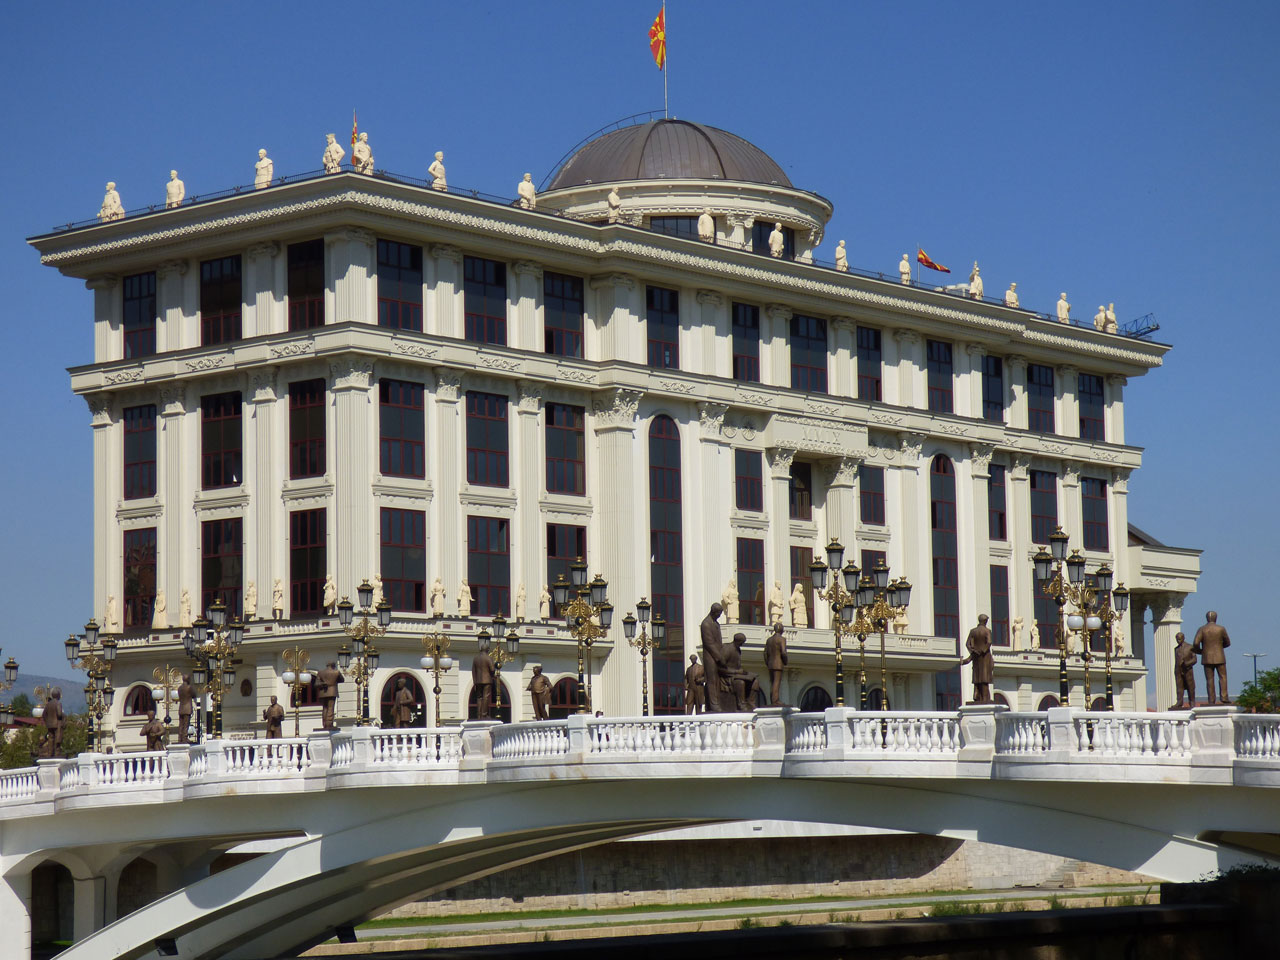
[123,404,157,500]
[376,239,423,331]
[545,403,585,495]
[857,326,882,401]
[649,416,684,715]
[982,355,1005,423]
[544,272,583,358]
[1029,470,1058,545]
[287,239,325,331]
[646,286,680,370]
[1081,477,1109,551]
[930,456,960,642]
[737,537,765,625]
[381,507,425,612]
[379,379,425,479]
[734,449,763,512]
[988,464,1007,540]
[788,461,812,520]
[201,392,242,490]
[289,509,326,618]
[859,465,885,525]
[1078,373,1106,441]
[200,256,242,346]
[288,379,326,480]
[123,527,157,633]
[547,524,587,596]
[201,517,242,617]
[732,302,760,383]
[122,272,157,359]
[790,315,828,394]
[990,564,1010,646]
[464,256,508,345]
[788,545,814,625]
[926,339,954,413]
[1027,364,1056,434]
[467,515,510,617]
[465,391,509,487]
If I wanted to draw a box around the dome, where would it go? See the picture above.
[546,119,792,191]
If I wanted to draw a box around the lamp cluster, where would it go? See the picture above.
[69,621,119,750]
[622,599,667,716]
[0,651,20,727]
[552,559,613,713]
[336,579,390,725]
[180,598,245,739]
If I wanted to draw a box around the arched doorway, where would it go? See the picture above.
[1037,694,1061,711]
[1090,696,1108,712]
[799,685,832,713]
[549,677,579,719]
[468,680,511,723]
[379,672,426,727]
[31,860,73,947]
[994,692,1010,707]
[116,857,159,918]
[867,687,889,710]
[122,684,156,717]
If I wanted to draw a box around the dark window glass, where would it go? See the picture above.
[990,565,1010,646]
[1079,373,1106,441]
[545,403,585,495]
[650,216,699,239]
[857,326,882,401]
[1030,470,1058,545]
[861,550,887,582]
[789,545,814,625]
[381,508,425,612]
[288,378,326,479]
[201,517,242,617]
[123,527,156,633]
[731,303,761,382]
[734,449,763,512]
[982,355,1004,423]
[380,673,426,726]
[200,256,242,346]
[931,456,960,643]
[468,516,510,616]
[649,415,684,715]
[927,340,954,413]
[646,286,680,369]
[464,256,507,345]
[376,240,423,331]
[547,524,587,597]
[1034,589,1058,650]
[122,272,156,359]
[752,222,795,258]
[544,272,584,358]
[801,686,834,712]
[379,379,425,479]
[123,685,156,716]
[201,392,242,489]
[287,239,325,331]
[289,509,325,617]
[1082,477,1109,551]
[737,538,765,625]
[466,391,509,487]
[859,465,885,525]
[988,464,1007,540]
[789,461,812,520]
[549,677,580,720]
[1027,364,1056,434]
[790,315,828,393]
[123,404,157,500]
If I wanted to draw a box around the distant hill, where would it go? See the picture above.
[8,674,88,713]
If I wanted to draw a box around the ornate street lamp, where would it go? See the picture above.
[810,539,861,707]
[281,645,313,737]
[553,559,613,713]
[0,645,18,726]
[623,598,665,716]
[831,553,911,711]
[181,598,245,739]
[419,632,455,726]
[478,618,520,716]
[69,621,119,751]
[338,580,390,725]
[151,665,184,744]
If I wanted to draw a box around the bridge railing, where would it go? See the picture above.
[1235,715,1280,760]
[1073,713,1192,759]
[996,713,1049,754]
[585,715,756,757]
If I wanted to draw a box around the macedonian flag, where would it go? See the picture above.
[917,248,950,274]
[351,110,358,148]
[649,5,667,69]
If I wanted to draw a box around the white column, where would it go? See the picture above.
[693,403,732,626]
[832,317,855,398]
[1009,455,1033,637]
[697,291,728,379]
[514,382,543,609]
[433,372,463,598]
[0,873,32,960]
[893,330,922,409]
[246,370,279,620]
[329,358,376,593]
[1008,356,1028,431]
[325,228,376,325]
[156,260,189,354]
[1107,375,1127,445]
[766,447,796,613]
[1150,593,1186,711]
[895,433,927,628]
[589,273,639,364]
[512,261,544,353]
[158,385,189,627]
[431,244,463,338]
[87,395,115,626]
[86,275,120,364]
[963,343,986,418]
[1057,364,1078,439]
[245,241,281,338]
[969,445,994,618]
[764,305,791,389]
[823,456,859,543]
[1061,461,1082,545]
[1110,468,1131,574]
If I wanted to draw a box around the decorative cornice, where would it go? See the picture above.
[103,368,143,385]
[392,339,439,360]
[185,354,227,372]
[555,363,597,384]
[695,289,724,306]
[479,355,522,372]
[269,340,314,359]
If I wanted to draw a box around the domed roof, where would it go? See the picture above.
[546,119,792,191]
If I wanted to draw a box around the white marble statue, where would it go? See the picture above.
[834,240,848,272]
[1112,624,1126,656]
[968,262,984,300]
[428,151,447,191]
[430,577,446,617]
[1029,623,1041,647]
[899,254,911,285]
[1056,293,1070,324]
[767,581,785,626]
[371,574,384,610]
[458,580,474,618]
[789,583,808,629]
[721,576,740,624]
[105,595,120,633]
[180,588,192,628]
[1004,282,1019,308]
[254,149,273,190]
[1105,302,1117,333]
[272,579,285,619]
[1012,616,1024,649]
[606,187,621,222]
[165,170,185,209]
[322,574,337,615]
[517,173,537,209]
[322,133,345,174]
[98,182,124,222]
[243,581,258,622]
[351,132,374,175]
[697,208,715,242]
[892,610,909,635]
[1093,305,1107,331]
[768,223,785,258]
[515,582,527,620]
[539,584,551,620]
[152,591,168,631]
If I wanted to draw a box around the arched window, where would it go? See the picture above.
[649,415,684,715]
[799,685,832,713]
[993,692,1010,707]
[379,672,426,727]
[1036,694,1060,711]
[931,455,961,709]
[123,684,156,717]
[867,687,888,710]
[468,680,511,723]
[549,677,579,720]
[1090,696,1108,712]
[289,677,319,707]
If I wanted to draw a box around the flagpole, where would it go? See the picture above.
[663,1,668,118]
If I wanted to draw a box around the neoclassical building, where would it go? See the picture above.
[30,118,1200,744]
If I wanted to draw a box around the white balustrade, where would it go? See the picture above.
[58,760,81,791]
[370,730,463,765]
[93,752,170,787]
[996,713,1049,754]
[846,711,962,754]
[224,739,311,774]
[329,734,354,768]
[1235,716,1280,760]
[586,716,755,756]
[1075,713,1192,758]
[786,714,827,754]
[492,721,569,759]
[187,746,209,778]
[0,768,39,801]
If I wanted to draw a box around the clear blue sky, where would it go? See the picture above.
[2,2,1276,691]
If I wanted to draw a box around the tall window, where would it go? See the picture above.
[789,546,814,624]
[1029,470,1058,544]
[926,340,954,413]
[982,355,1004,422]
[650,216,699,239]
[288,379,326,480]
[123,404,157,500]
[734,449,763,512]
[379,379,425,479]
[466,391,509,487]
[788,461,812,520]
[1034,589,1058,650]
[988,464,1007,540]
[545,403,585,495]
[289,509,325,617]
[544,272,584,357]
[122,272,157,359]
[464,256,507,345]
[859,465,885,525]
[752,222,795,258]
[1027,364,1055,434]
[1082,477,1109,550]
[861,549,887,579]
[931,456,960,642]
[287,239,325,331]
[649,416,684,714]
[468,516,510,616]
[201,517,242,616]
[201,392,242,489]
[990,565,1010,646]
[731,303,761,382]
[646,286,680,369]
[381,508,425,612]
[122,528,156,632]
[1078,373,1106,441]
[790,315,828,393]
[857,327,882,401]
[200,256,242,346]
[547,524,587,594]
[737,538,765,625]
[376,239,423,331]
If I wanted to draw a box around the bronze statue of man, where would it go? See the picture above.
[1192,611,1231,705]
[700,603,728,712]
[40,687,65,758]
[176,674,195,743]
[140,709,166,751]
[764,623,789,706]
[721,633,762,711]
[316,661,344,730]
[1173,632,1197,709]
[472,651,495,720]
[391,677,415,727]
[527,665,551,720]
[684,654,706,714]
[263,696,284,739]
[960,614,994,704]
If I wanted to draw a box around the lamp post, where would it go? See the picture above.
[552,559,613,713]
[1245,653,1267,688]
[419,632,455,726]
[151,665,183,743]
[337,580,390,725]
[68,621,118,751]
[281,645,312,738]
[827,555,912,711]
[478,617,520,717]
[181,598,245,739]
[623,599,666,716]
[808,540,862,707]
[0,648,18,727]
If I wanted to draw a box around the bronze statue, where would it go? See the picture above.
[176,674,195,743]
[1174,632,1197,709]
[960,614,994,704]
[263,696,284,739]
[316,661,344,730]
[684,654,706,714]
[1192,611,1231,705]
[140,709,165,751]
[392,677,415,728]
[764,624,789,706]
[527,665,551,720]
[472,650,496,720]
[700,603,728,712]
[39,687,65,758]
[721,633,762,711]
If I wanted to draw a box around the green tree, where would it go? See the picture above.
[9,693,33,717]
[0,714,90,769]
[1237,667,1280,714]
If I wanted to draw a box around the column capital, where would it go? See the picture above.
[247,240,280,261]
[696,401,729,440]
[588,272,635,291]
[892,328,921,346]
[159,384,187,416]
[1111,467,1131,492]
[695,289,724,306]
[765,303,793,323]
[512,260,544,280]
[591,387,642,430]
[326,227,376,247]
[1107,374,1129,387]
[250,368,279,403]
[726,213,755,230]
[430,243,463,263]
[84,392,114,427]
[1149,592,1187,624]
[1010,453,1032,478]
[157,259,189,279]
[969,442,995,477]
[898,431,926,461]
[824,455,861,488]
[516,380,544,413]
[84,274,119,292]
[329,357,374,391]
[435,369,462,402]
[1056,363,1078,379]
[1007,354,1028,372]
[1061,460,1081,486]
[767,446,796,478]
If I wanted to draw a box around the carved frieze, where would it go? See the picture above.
[270,341,313,359]
[104,368,143,385]
[185,355,227,372]
[393,340,439,360]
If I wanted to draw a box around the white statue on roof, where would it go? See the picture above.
[517,173,537,209]
[1004,282,1019,308]
[1105,302,1117,333]
[1093,305,1107,331]
[165,170,184,209]
[899,254,911,285]
[351,133,373,175]
[606,186,621,222]
[968,262,984,300]
[768,223,785,257]
[834,240,848,272]
[98,182,124,221]
[1056,292,1071,324]
[428,151,447,191]
[322,134,345,174]
[697,208,715,242]
[254,149,273,189]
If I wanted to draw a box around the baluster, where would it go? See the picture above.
[1154,721,1168,756]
